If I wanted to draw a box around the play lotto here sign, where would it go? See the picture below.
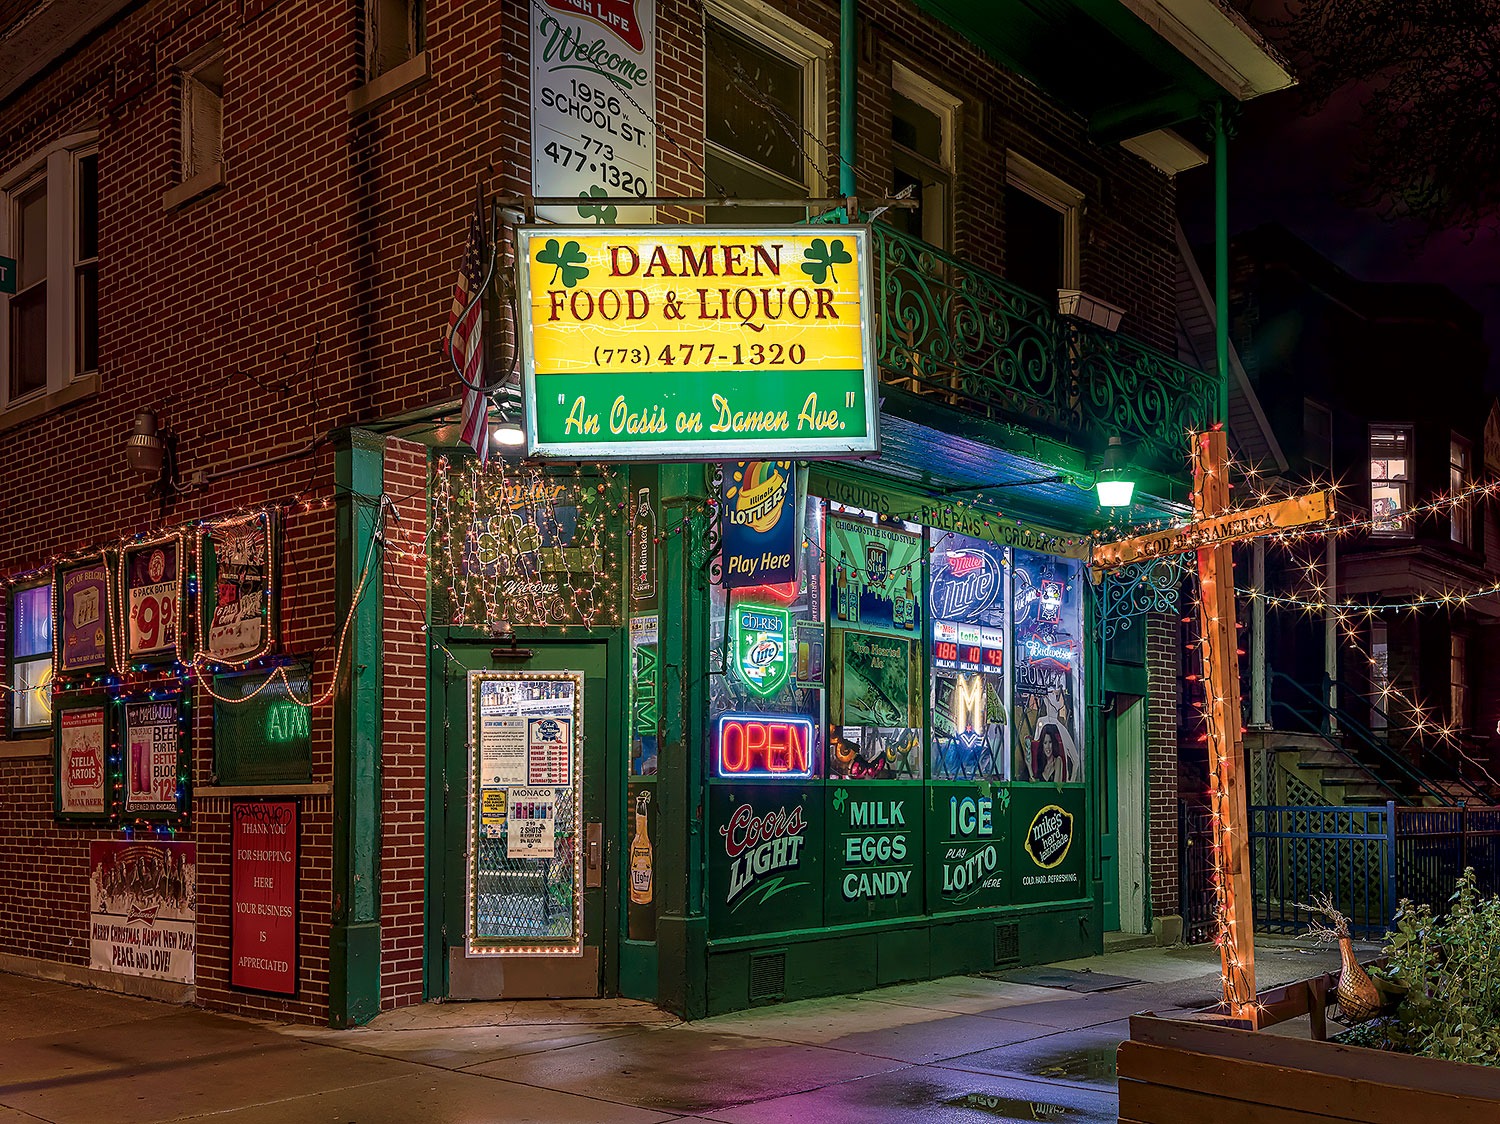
[517,226,879,459]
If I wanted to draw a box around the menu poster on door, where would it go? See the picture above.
[56,701,109,821]
[123,537,181,660]
[507,786,560,859]
[56,556,113,674]
[467,668,584,956]
[125,699,185,816]
[89,840,196,984]
[527,716,573,785]
[230,800,297,995]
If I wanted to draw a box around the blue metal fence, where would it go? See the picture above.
[1249,804,1397,940]
[1180,801,1500,944]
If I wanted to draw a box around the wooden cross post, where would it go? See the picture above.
[1192,429,1258,1018]
[1093,430,1331,1023]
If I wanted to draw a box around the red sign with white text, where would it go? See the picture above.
[230,800,297,995]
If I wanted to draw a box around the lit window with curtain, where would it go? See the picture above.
[8,580,52,735]
[1369,426,1412,535]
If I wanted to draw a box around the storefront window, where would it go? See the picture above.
[708,480,825,781]
[826,509,923,779]
[929,530,1007,780]
[8,580,52,734]
[1010,550,1086,783]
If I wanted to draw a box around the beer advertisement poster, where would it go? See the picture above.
[199,511,277,664]
[125,699,184,816]
[827,515,923,636]
[89,840,196,984]
[56,701,110,822]
[1011,551,1085,784]
[230,800,297,995]
[708,785,822,938]
[123,536,181,660]
[721,461,798,589]
[626,782,657,942]
[56,557,112,673]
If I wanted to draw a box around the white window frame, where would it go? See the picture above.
[1004,152,1082,291]
[0,131,100,419]
[1450,433,1472,547]
[890,61,961,249]
[1369,424,1413,537]
[702,0,831,202]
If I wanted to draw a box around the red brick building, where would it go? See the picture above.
[0,0,1285,1025]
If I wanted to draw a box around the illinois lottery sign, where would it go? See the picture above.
[517,226,879,460]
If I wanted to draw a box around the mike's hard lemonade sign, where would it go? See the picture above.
[518,226,879,459]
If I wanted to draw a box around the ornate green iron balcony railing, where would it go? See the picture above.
[871,223,1216,476]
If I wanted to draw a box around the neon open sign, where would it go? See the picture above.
[715,714,814,779]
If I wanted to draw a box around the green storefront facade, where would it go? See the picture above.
[419,387,1172,1016]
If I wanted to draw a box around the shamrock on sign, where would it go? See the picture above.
[577,185,618,225]
[537,238,590,287]
[800,237,853,285]
[833,787,848,812]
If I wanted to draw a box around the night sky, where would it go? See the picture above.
[1176,22,1500,393]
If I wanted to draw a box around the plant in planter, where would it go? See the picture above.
[1361,868,1500,1066]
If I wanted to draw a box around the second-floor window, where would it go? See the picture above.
[1303,398,1332,476]
[888,63,958,249]
[2,136,99,413]
[703,5,825,225]
[1369,425,1411,535]
[8,580,52,736]
[367,0,423,82]
[181,49,224,184]
[1003,154,1080,304]
[1450,434,1471,546]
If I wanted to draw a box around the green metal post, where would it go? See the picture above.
[655,463,709,1018]
[840,0,857,200]
[329,428,385,1027]
[1214,100,1230,429]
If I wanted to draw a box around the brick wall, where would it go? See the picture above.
[380,436,429,1010]
[0,0,1186,1018]
[1146,611,1180,919]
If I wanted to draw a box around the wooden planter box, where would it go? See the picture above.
[1119,1012,1500,1123]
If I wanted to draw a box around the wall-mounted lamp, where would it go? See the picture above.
[491,419,526,448]
[1095,436,1136,508]
[125,409,181,511]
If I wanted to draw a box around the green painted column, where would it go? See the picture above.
[655,464,709,1018]
[329,428,385,1027]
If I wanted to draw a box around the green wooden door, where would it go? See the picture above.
[1100,707,1120,932]
[436,637,617,998]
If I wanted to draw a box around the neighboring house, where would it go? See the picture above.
[0,0,1287,1025]
[1182,224,1499,808]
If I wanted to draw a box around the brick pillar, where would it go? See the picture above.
[1146,611,1182,936]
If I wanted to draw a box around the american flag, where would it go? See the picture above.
[447,192,490,461]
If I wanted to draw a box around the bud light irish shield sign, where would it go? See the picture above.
[732,604,791,697]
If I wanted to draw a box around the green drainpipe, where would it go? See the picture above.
[840,0,856,203]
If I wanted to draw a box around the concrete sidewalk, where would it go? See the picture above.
[0,937,1362,1123]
